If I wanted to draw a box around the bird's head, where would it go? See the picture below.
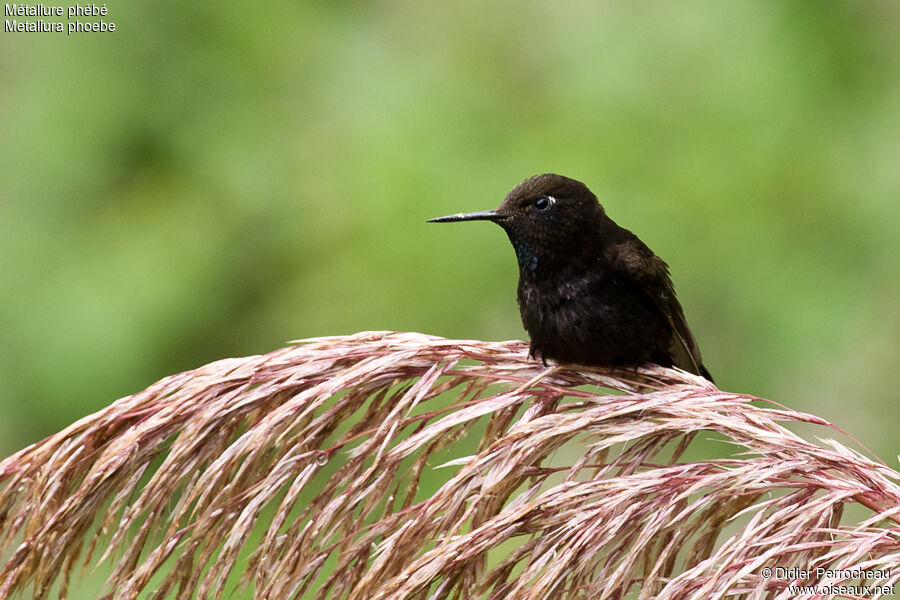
[428,174,605,271]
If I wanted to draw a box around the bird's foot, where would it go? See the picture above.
[528,345,549,367]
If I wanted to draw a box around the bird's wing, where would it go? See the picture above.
[608,237,706,377]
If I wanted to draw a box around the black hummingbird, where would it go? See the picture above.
[428,173,712,381]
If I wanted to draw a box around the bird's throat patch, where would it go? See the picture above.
[513,240,539,271]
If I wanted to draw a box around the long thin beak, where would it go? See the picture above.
[427,210,507,223]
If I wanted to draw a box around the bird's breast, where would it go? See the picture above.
[516,271,670,366]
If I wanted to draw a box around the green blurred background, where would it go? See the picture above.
[2,0,898,465]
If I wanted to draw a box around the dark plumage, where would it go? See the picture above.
[429,173,713,381]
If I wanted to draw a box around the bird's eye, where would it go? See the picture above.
[534,196,554,211]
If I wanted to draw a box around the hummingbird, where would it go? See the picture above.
[428,173,713,381]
